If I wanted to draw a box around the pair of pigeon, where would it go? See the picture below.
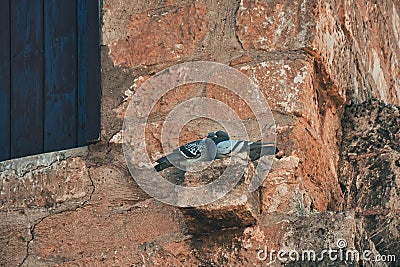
[154,131,278,172]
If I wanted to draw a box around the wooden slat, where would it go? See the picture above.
[0,0,11,161]
[85,0,101,143]
[77,0,88,146]
[44,0,78,152]
[78,0,101,146]
[10,0,44,158]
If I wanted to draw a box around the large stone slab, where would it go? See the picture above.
[0,149,92,211]
[236,0,400,105]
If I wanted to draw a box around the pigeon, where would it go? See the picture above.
[215,140,278,161]
[207,130,230,144]
[154,132,229,172]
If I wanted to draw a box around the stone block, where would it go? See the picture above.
[178,159,260,233]
[236,0,400,105]
[236,0,317,51]
[262,119,344,214]
[182,183,259,234]
[0,155,92,211]
[103,1,208,68]
[0,212,32,266]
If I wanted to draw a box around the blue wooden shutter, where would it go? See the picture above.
[0,0,100,161]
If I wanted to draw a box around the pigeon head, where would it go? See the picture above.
[208,130,229,144]
[216,130,229,138]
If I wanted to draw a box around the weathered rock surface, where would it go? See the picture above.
[236,0,400,104]
[0,156,92,211]
[103,1,208,68]
[339,99,400,264]
[177,159,260,234]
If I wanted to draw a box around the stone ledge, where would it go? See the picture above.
[182,182,259,234]
[0,155,92,211]
[159,158,261,234]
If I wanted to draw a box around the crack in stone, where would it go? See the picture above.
[18,158,65,178]
[1,158,63,181]
[17,167,96,266]
[82,166,96,207]
[233,0,245,50]
[18,216,45,267]
[0,147,88,180]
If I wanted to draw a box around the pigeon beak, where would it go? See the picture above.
[206,132,217,139]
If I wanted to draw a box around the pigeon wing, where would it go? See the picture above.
[179,139,205,159]
[216,140,248,158]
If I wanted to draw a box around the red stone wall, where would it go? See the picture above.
[1,0,399,266]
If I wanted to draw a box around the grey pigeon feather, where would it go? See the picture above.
[216,140,278,161]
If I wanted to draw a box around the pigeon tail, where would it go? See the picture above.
[154,160,172,172]
[249,142,278,161]
[156,156,167,164]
